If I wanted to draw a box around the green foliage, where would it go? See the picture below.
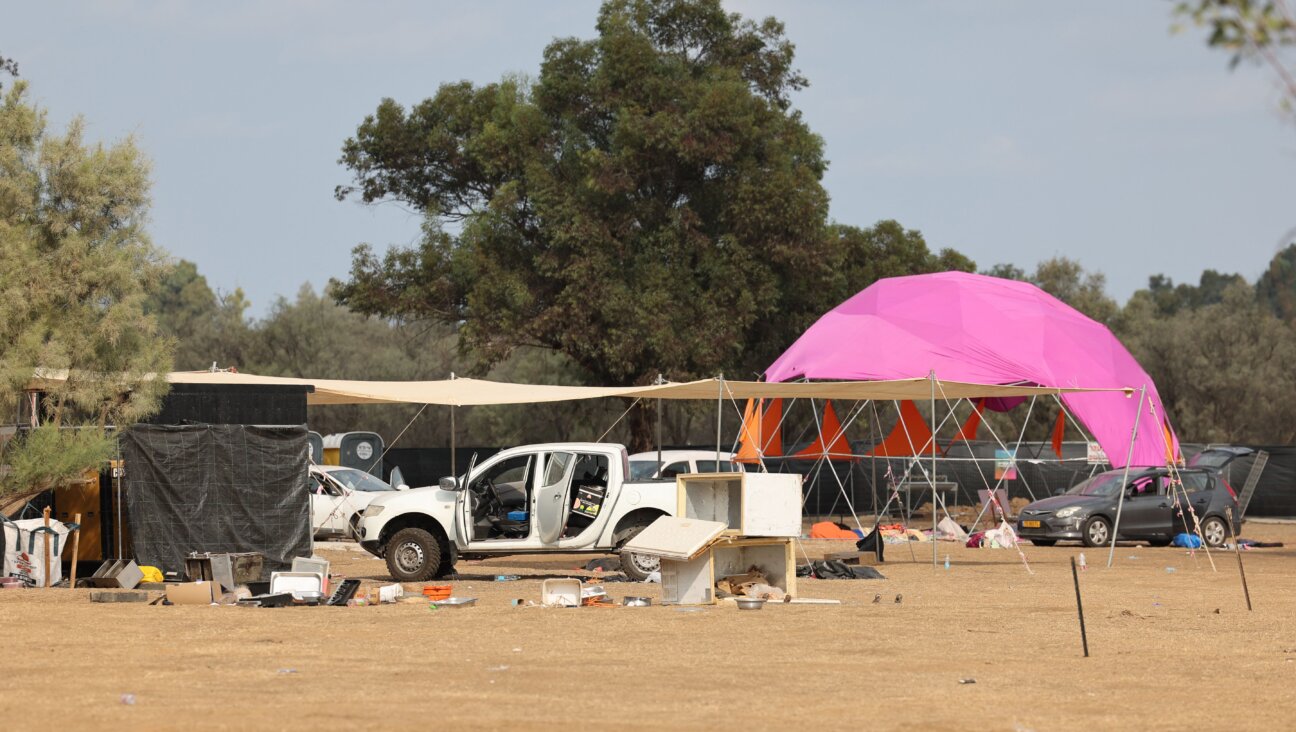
[0,81,171,496]
[143,259,253,370]
[985,257,1117,324]
[3,426,115,495]
[0,52,15,89]
[1120,281,1296,443]
[1173,0,1296,112]
[333,0,972,449]
[1143,269,1247,316]
[1256,242,1296,320]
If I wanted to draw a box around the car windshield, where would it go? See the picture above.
[1065,471,1126,498]
[327,468,394,492]
[628,461,660,480]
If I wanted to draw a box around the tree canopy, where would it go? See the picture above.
[334,0,971,448]
[0,81,171,497]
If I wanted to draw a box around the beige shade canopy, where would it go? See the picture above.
[27,369,1132,407]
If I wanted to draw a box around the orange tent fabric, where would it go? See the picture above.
[1051,410,1067,458]
[794,401,853,461]
[735,398,762,464]
[1163,421,1179,463]
[865,400,934,457]
[950,398,985,444]
[761,398,784,457]
[736,398,785,463]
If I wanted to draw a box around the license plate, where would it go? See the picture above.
[1022,520,1041,528]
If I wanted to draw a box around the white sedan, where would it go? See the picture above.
[309,465,407,539]
[627,449,743,480]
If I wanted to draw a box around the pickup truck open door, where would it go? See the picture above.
[535,452,575,544]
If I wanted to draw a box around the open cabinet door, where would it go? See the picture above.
[536,452,575,544]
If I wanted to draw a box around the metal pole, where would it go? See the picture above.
[449,372,456,484]
[656,373,663,473]
[715,374,724,466]
[930,371,937,569]
[1106,385,1147,568]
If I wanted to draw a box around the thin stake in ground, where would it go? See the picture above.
[1070,556,1089,657]
[1226,507,1253,611]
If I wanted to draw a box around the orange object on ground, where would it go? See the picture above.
[865,400,934,457]
[810,521,859,540]
[423,585,452,600]
[794,401,853,461]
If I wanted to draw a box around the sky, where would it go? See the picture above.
[8,1,1296,316]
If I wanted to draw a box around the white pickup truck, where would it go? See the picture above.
[355,442,698,582]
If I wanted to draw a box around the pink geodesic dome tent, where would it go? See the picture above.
[765,271,1173,468]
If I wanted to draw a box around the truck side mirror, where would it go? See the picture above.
[439,476,459,491]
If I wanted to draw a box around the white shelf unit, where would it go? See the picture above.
[660,537,796,605]
[676,472,802,537]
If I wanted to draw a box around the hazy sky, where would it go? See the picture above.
[9,1,1296,315]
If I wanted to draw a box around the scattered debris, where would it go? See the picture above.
[959,678,976,685]
[894,594,903,604]
[120,694,136,706]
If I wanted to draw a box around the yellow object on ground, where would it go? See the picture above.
[138,566,164,583]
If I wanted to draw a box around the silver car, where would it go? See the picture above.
[1016,466,1240,548]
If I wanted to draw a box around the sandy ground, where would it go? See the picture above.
[4,523,1296,732]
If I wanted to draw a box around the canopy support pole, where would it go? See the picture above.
[715,374,724,466]
[1107,384,1147,568]
[930,370,938,570]
[450,372,456,483]
[655,373,663,473]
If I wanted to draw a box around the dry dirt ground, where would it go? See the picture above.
[5,523,1296,731]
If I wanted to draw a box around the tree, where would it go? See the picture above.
[335,0,971,450]
[1142,269,1246,315]
[1256,242,1296,320]
[1121,281,1296,443]
[0,52,16,89]
[1174,1,1296,115]
[986,257,1117,324]
[144,259,253,370]
[0,81,171,498]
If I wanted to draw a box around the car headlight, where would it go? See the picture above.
[1055,506,1081,519]
[363,505,385,518]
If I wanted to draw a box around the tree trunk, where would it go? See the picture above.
[626,398,658,454]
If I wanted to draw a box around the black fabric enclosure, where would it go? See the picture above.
[123,424,310,575]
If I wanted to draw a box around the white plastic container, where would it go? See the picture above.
[541,578,581,607]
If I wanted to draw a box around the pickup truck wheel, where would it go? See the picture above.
[614,515,662,582]
[619,549,660,582]
[385,527,442,581]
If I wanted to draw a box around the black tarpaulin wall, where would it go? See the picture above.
[123,424,310,575]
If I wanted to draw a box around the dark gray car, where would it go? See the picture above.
[1016,466,1240,548]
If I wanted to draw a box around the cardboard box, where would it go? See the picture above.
[166,581,221,605]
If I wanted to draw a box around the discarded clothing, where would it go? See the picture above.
[1238,539,1284,548]
[810,521,859,540]
[935,517,969,542]
[1172,533,1202,549]
[797,560,886,580]
[854,528,885,560]
[583,557,621,572]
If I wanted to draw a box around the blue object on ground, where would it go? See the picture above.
[1172,533,1202,549]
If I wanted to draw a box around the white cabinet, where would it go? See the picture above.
[676,472,801,537]
[659,537,796,605]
